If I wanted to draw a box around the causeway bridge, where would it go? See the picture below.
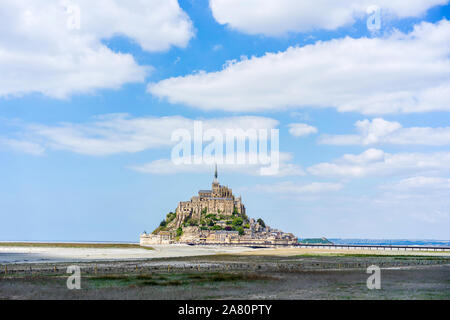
[188,242,450,252]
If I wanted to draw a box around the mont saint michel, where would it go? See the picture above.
[140,166,297,246]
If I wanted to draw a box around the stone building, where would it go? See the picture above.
[140,166,298,246]
[171,165,245,229]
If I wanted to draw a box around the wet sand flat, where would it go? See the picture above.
[1,244,449,264]
[0,244,251,264]
[1,253,449,300]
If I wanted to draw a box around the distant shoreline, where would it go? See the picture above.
[0,242,153,250]
[328,239,450,247]
[2,238,450,248]
[0,240,138,244]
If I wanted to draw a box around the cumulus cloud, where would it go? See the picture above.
[148,20,450,115]
[288,123,318,138]
[320,118,450,146]
[0,0,194,98]
[307,149,450,178]
[210,0,448,36]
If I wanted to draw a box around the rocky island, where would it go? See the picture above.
[140,166,297,246]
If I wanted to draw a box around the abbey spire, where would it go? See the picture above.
[214,163,218,182]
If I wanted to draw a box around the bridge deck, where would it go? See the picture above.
[187,242,450,251]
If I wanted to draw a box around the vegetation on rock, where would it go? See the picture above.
[153,205,251,236]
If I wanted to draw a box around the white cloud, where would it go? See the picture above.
[4,113,303,176]
[378,176,450,223]
[148,20,450,115]
[254,181,343,194]
[307,148,450,178]
[209,0,448,36]
[288,123,318,137]
[411,210,450,224]
[16,114,279,156]
[0,0,194,98]
[384,176,450,190]
[320,118,450,146]
[129,152,304,177]
[0,137,45,155]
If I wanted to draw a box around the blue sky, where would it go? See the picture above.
[1,0,450,241]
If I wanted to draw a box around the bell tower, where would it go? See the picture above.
[212,164,219,195]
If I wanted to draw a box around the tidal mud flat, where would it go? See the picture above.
[1,246,449,299]
[0,244,250,264]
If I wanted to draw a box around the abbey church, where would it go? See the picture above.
[172,165,245,228]
[140,166,297,245]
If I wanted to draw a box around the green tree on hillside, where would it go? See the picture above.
[257,218,266,228]
[232,217,243,226]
